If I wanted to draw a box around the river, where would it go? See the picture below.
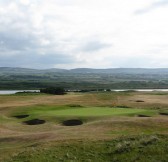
[112,89,168,92]
[0,89,168,94]
[0,90,40,94]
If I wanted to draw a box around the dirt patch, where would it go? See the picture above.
[62,119,83,126]
[137,114,151,117]
[23,119,46,125]
[13,115,29,119]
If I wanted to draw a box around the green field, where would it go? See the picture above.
[0,92,168,162]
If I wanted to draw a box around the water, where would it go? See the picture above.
[112,89,168,92]
[0,90,40,95]
[0,89,168,94]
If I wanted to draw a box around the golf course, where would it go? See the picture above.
[1,0,168,160]
[0,91,168,162]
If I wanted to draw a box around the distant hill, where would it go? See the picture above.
[1,67,168,74]
[0,67,168,90]
[70,68,168,74]
[0,67,67,74]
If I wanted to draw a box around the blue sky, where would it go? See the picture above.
[0,0,168,69]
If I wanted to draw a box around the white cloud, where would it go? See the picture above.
[0,0,168,68]
[20,0,30,6]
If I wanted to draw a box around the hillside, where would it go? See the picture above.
[1,67,168,74]
[0,67,168,90]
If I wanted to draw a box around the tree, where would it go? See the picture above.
[40,87,66,95]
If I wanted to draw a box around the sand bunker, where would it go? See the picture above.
[136,100,145,102]
[13,115,29,119]
[159,112,168,116]
[62,119,83,126]
[137,114,151,117]
[23,119,45,125]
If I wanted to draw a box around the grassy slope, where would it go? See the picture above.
[4,135,168,162]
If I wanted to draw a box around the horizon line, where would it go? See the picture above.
[1,66,168,70]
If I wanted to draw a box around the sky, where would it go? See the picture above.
[0,0,168,69]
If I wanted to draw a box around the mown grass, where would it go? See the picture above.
[44,107,153,117]
[10,105,157,117]
[3,135,168,162]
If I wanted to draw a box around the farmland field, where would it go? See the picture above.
[0,91,168,162]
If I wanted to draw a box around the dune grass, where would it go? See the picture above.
[4,135,168,162]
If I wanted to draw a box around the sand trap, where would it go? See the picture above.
[159,112,168,116]
[137,114,151,117]
[136,100,145,102]
[62,119,83,126]
[13,115,29,119]
[23,119,45,125]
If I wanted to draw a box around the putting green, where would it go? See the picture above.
[28,107,156,117]
[49,108,153,116]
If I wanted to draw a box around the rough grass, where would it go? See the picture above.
[3,135,168,162]
[1,91,168,111]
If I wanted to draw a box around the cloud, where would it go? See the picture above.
[0,0,168,69]
[152,0,168,6]
[135,0,168,14]
[0,52,74,68]
[80,40,112,52]
[0,32,36,51]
